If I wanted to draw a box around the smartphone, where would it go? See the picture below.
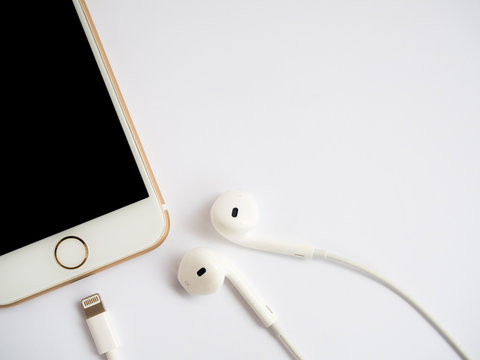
[0,0,170,306]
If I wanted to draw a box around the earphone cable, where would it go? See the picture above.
[313,249,470,360]
[270,322,304,360]
[106,349,120,360]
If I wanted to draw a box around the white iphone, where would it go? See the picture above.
[0,0,170,306]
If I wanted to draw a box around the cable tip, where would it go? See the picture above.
[81,293,119,358]
[81,293,105,318]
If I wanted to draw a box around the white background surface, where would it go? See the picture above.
[1,0,479,359]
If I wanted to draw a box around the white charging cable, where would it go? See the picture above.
[81,293,120,360]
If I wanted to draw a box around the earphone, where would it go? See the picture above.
[178,247,303,359]
[178,190,470,359]
[207,190,470,360]
[210,190,315,258]
[177,247,276,326]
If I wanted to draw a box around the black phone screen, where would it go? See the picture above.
[2,2,149,256]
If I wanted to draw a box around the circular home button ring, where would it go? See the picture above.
[54,236,88,269]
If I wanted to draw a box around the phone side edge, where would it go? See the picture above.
[77,0,170,251]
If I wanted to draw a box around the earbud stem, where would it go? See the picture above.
[238,237,315,259]
[225,263,277,328]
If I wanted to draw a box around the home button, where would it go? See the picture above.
[55,236,88,269]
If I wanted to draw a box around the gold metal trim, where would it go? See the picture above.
[54,236,89,270]
[0,0,170,307]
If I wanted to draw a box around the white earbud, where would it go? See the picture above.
[177,247,276,327]
[177,247,304,359]
[210,190,315,259]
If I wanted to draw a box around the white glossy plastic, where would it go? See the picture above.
[177,247,277,327]
[86,313,119,355]
[210,190,314,258]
